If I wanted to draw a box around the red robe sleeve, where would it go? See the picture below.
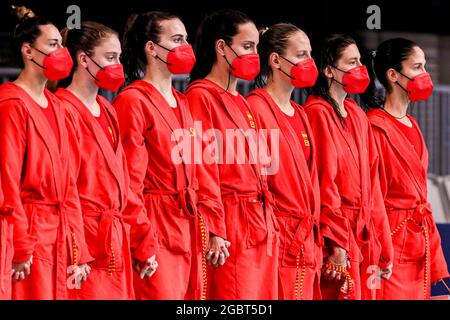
[305,106,350,252]
[186,88,227,239]
[113,94,149,201]
[368,125,394,268]
[0,100,36,263]
[63,108,95,265]
[121,159,158,263]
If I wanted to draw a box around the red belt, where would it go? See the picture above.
[222,189,277,257]
[83,208,123,259]
[144,187,198,218]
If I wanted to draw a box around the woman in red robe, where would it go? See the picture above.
[367,37,449,299]
[246,23,322,300]
[186,10,279,300]
[304,34,393,300]
[113,12,205,300]
[56,21,158,300]
[0,8,91,300]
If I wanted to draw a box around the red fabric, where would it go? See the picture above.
[0,82,92,300]
[304,95,393,300]
[172,105,183,126]
[185,79,279,300]
[343,114,356,138]
[246,88,322,300]
[40,101,60,146]
[113,80,204,300]
[56,88,157,299]
[285,104,312,167]
[0,203,13,300]
[95,104,116,150]
[386,113,423,156]
[368,108,449,300]
[228,92,257,129]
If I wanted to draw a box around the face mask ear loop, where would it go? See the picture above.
[330,65,348,88]
[331,77,347,88]
[219,42,235,94]
[85,54,103,82]
[154,42,174,66]
[277,67,294,80]
[278,56,296,80]
[395,81,411,95]
[394,70,413,94]
[279,55,296,66]
[30,45,49,70]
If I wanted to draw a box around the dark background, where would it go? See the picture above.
[1,0,450,45]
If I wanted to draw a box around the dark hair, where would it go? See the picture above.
[359,47,384,110]
[374,38,419,96]
[254,23,302,88]
[189,9,253,82]
[310,34,358,120]
[122,11,180,83]
[58,21,118,88]
[11,6,52,68]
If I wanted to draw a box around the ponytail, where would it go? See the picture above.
[359,48,383,110]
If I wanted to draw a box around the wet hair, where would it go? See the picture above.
[254,23,303,88]
[189,9,253,82]
[122,11,180,83]
[58,21,118,88]
[11,5,52,68]
[310,34,358,120]
[374,38,419,95]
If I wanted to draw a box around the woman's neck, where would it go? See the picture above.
[143,65,178,107]
[14,69,47,103]
[67,71,99,113]
[264,77,294,116]
[329,82,348,117]
[142,67,173,96]
[206,64,238,95]
[383,89,410,117]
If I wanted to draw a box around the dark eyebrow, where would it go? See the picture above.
[243,41,256,45]
[105,52,118,55]
[171,34,184,38]
[48,38,59,42]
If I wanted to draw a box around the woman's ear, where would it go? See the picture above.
[387,68,399,83]
[269,52,281,70]
[21,43,33,61]
[144,40,157,58]
[324,65,334,79]
[77,51,89,68]
[216,39,226,57]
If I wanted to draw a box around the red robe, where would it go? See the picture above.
[0,186,13,300]
[113,80,206,300]
[246,88,322,300]
[304,96,393,300]
[0,82,92,300]
[368,108,449,300]
[185,79,279,300]
[56,88,157,299]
